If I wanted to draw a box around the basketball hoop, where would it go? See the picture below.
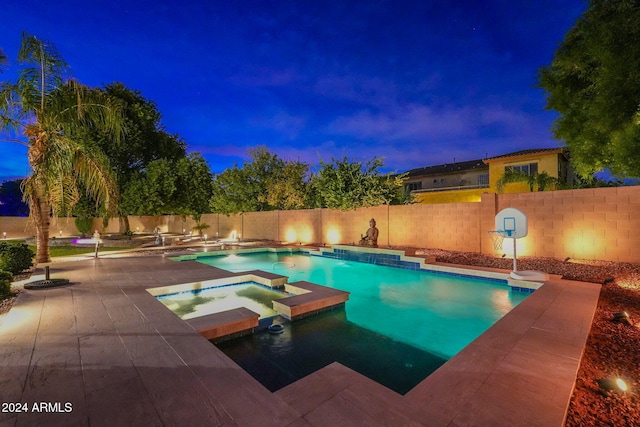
[488,230,508,250]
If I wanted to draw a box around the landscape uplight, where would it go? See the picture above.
[613,311,630,320]
[597,377,628,394]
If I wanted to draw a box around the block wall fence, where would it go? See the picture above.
[1,186,639,263]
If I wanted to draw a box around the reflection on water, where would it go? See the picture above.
[157,283,286,320]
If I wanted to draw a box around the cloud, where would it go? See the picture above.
[328,103,533,142]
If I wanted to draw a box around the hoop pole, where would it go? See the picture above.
[512,237,517,272]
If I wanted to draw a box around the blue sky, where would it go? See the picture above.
[1,0,586,182]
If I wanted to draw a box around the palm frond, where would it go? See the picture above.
[17,32,69,112]
[496,168,533,192]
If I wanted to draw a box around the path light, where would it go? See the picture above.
[2,232,6,239]
[59,230,62,237]
[597,377,628,394]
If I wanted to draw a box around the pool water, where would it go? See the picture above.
[156,282,287,320]
[217,308,447,394]
[197,253,528,358]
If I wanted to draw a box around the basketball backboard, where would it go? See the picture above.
[495,207,527,239]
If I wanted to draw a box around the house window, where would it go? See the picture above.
[506,162,538,175]
[478,174,489,187]
[406,182,422,192]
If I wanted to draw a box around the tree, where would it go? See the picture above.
[210,165,255,214]
[121,159,177,216]
[539,0,640,178]
[210,146,312,214]
[265,160,311,210]
[311,157,409,210]
[173,153,214,225]
[79,83,187,232]
[122,153,214,219]
[0,32,122,263]
[496,169,562,193]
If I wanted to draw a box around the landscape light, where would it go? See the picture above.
[612,311,632,325]
[563,257,571,263]
[613,311,630,320]
[597,377,628,394]
[2,232,6,239]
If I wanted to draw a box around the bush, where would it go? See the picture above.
[0,270,11,297]
[75,216,93,236]
[0,242,34,275]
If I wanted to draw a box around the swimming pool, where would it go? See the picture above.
[195,252,528,359]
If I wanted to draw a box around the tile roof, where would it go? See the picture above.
[405,158,487,178]
[484,147,565,161]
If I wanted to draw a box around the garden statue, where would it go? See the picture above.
[359,218,379,247]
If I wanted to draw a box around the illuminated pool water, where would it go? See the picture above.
[156,282,287,320]
[196,252,528,359]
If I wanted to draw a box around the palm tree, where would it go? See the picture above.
[0,32,123,263]
[496,168,563,193]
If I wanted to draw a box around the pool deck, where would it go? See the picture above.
[0,252,600,426]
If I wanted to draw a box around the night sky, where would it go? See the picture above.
[1,0,586,182]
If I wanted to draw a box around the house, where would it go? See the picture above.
[405,148,577,203]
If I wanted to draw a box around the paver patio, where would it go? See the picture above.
[0,252,600,426]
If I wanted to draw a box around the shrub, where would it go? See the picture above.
[192,222,210,237]
[0,270,11,297]
[0,242,34,275]
[75,216,93,236]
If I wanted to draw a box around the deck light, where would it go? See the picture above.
[597,377,628,394]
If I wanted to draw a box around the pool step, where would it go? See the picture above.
[186,307,259,340]
[273,281,349,320]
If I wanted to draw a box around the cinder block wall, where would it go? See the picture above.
[1,186,639,262]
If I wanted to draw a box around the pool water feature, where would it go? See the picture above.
[196,252,529,359]
[156,281,287,320]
